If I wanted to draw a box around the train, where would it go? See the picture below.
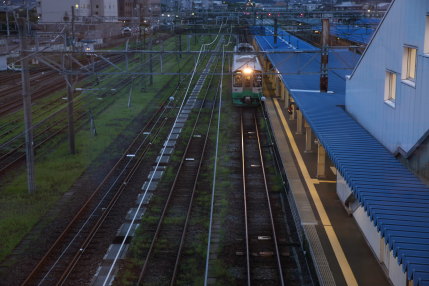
[231,43,264,106]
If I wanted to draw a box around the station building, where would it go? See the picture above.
[346,0,429,181]
[253,0,429,285]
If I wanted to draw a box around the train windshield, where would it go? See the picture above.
[244,74,251,87]
[253,72,262,87]
[238,46,253,53]
[233,72,242,87]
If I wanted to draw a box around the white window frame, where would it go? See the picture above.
[384,70,397,107]
[402,46,417,86]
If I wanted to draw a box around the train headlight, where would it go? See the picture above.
[243,68,253,74]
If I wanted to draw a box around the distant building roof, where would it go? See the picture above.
[254,27,358,93]
[355,18,381,25]
[312,24,375,44]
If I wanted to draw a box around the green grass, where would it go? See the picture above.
[0,34,207,263]
[0,83,155,261]
[112,35,224,284]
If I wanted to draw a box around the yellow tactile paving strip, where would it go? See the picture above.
[273,98,358,286]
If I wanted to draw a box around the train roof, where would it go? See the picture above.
[232,54,262,72]
[234,43,255,53]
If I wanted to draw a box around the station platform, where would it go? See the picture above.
[264,95,391,286]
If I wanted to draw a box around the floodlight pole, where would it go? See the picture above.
[18,18,36,194]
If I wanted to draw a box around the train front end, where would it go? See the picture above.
[232,66,263,106]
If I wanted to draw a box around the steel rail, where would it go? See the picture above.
[20,97,172,286]
[98,37,214,284]
[241,109,285,285]
[253,112,285,286]
[169,63,221,286]
[241,112,251,286]
[0,103,88,172]
[0,52,160,174]
[0,76,124,173]
[53,69,195,285]
[136,35,222,286]
[203,29,230,285]
[55,115,170,285]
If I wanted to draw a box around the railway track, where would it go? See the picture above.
[0,54,123,116]
[0,75,68,115]
[136,44,221,286]
[241,109,285,285]
[0,51,158,174]
[19,93,178,286]
[0,76,131,174]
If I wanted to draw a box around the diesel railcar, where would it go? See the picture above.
[232,43,263,106]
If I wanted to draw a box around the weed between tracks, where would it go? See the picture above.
[173,54,236,285]
[116,40,288,285]
[258,114,286,193]
[0,34,208,265]
[100,37,292,284]
[115,39,225,285]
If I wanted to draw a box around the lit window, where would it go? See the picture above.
[384,71,396,105]
[402,46,417,82]
[425,16,429,54]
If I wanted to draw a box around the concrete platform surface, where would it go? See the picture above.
[266,97,390,286]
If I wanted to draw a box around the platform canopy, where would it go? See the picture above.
[255,26,429,286]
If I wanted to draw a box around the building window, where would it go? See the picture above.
[402,46,417,82]
[425,16,429,54]
[384,70,396,106]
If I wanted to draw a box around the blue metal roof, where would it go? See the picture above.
[255,26,429,286]
[252,26,318,51]
[254,27,360,94]
[318,24,375,44]
[331,25,374,44]
[291,92,429,285]
[355,18,381,26]
[308,24,374,45]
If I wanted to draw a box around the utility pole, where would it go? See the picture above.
[178,33,182,58]
[18,18,36,194]
[274,16,278,45]
[66,6,76,154]
[253,9,256,26]
[320,18,329,93]
[26,0,30,35]
[149,37,153,86]
[6,10,10,37]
